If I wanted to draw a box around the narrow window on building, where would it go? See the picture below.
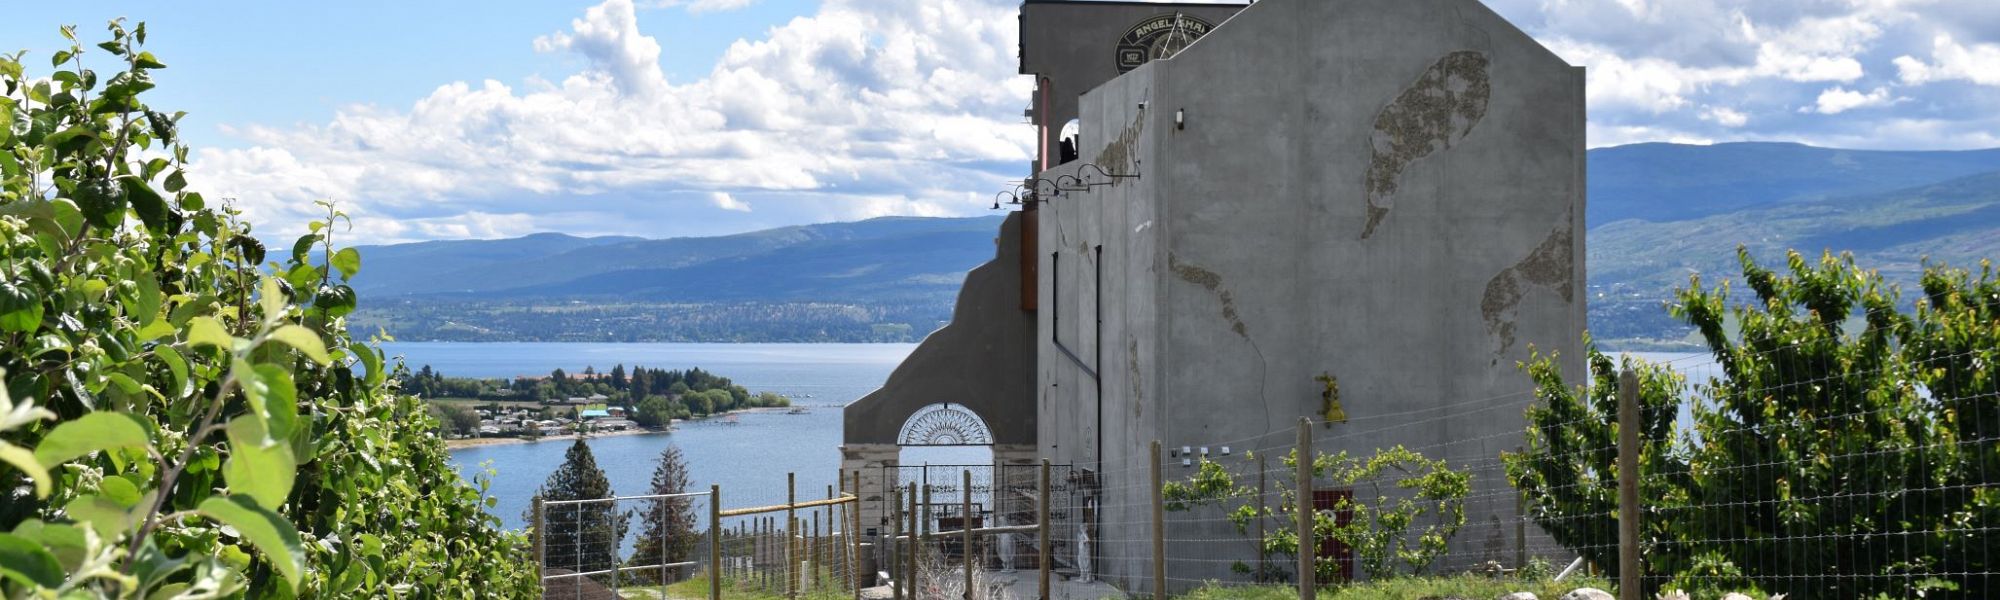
[1051,251,1060,343]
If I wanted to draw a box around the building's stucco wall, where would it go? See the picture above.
[1039,0,1586,588]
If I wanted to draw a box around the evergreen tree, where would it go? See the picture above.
[534,438,628,575]
[628,445,699,585]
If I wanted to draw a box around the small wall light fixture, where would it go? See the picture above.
[1175,109,1185,130]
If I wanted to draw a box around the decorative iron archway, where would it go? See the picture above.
[897,403,994,447]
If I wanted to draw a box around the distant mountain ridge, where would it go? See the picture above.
[350,142,2000,345]
[1588,142,2000,226]
[347,216,1007,342]
[352,216,1006,300]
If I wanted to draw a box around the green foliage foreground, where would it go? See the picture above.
[1507,249,1999,599]
[1163,446,1469,583]
[0,23,538,596]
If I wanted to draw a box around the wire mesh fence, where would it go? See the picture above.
[537,490,713,600]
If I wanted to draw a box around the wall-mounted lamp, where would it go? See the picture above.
[1220,446,1231,456]
[1054,174,1091,192]
[1181,458,1193,468]
[1199,446,1209,457]
[1175,109,1185,130]
[1075,162,1141,185]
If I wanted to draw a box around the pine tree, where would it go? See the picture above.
[534,438,628,576]
[628,444,699,585]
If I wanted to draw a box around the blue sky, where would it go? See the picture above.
[6,0,1998,244]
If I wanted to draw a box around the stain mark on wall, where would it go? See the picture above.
[1170,254,1248,337]
[1481,215,1574,354]
[1363,51,1491,239]
[1094,110,1147,175]
[1129,338,1144,415]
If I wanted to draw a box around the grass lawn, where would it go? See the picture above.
[1175,575,1615,599]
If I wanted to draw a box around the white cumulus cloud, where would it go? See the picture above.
[189,0,1032,244]
[1701,106,1749,127]
[1895,34,2000,86]
[1811,86,1897,114]
[710,191,751,212]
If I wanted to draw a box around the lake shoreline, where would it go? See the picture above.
[444,426,659,450]
[442,406,810,450]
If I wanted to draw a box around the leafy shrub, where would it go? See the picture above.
[1506,249,1999,598]
[0,22,538,596]
[1163,446,1470,582]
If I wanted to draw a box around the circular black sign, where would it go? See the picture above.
[1115,13,1216,73]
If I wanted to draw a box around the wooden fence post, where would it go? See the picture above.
[1256,453,1266,581]
[909,483,921,599]
[1297,418,1315,600]
[851,469,864,600]
[1038,459,1051,600]
[531,496,544,581]
[788,472,799,600]
[1150,440,1166,599]
[892,480,904,600]
[1618,369,1641,600]
[1515,446,1528,570]
[710,485,722,600]
[963,469,975,599]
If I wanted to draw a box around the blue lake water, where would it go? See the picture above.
[398,342,996,532]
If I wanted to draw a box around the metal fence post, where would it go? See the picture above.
[710,485,722,600]
[574,502,583,598]
[611,501,620,600]
[1297,418,1315,600]
[1038,459,1051,600]
[1151,440,1166,599]
[963,469,975,599]
[672,494,680,588]
[1618,368,1641,600]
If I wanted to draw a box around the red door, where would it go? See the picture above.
[1312,489,1356,582]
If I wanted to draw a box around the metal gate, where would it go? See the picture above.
[879,463,1084,574]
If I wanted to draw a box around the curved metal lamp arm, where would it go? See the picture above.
[1054,174,1092,192]
[1076,162,1140,186]
[992,191,1020,210]
[1022,177,1063,199]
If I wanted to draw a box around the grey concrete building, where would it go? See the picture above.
[845,0,1584,590]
